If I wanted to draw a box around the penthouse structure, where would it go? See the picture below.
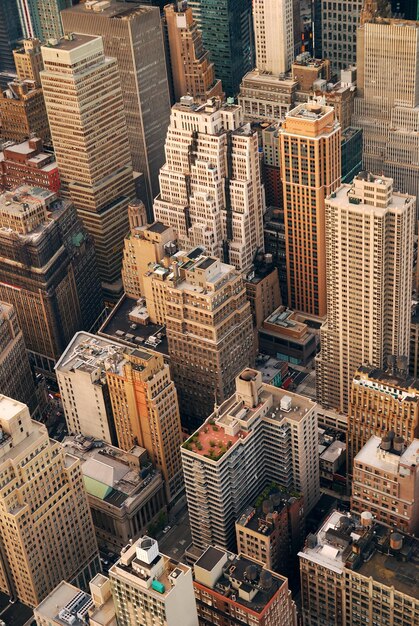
[108,536,198,626]
[347,363,419,469]
[41,34,136,297]
[351,435,419,535]
[141,247,254,429]
[154,96,264,273]
[236,486,305,575]
[61,1,171,213]
[0,396,100,607]
[279,101,341,317]
[0,137,60,192]
[316,173,415,414]
[56,332,184,505]
[0,187,103,374]
[299,510,419,625]
[353,18,419,212]
[0,78,49,143]
[165,2,223,104]
[62,435,166,551]
[0,301,37,414]
[194,546,297,625]
[181,369,319,552]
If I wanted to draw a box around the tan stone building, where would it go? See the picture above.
[347,364,419,470]
[411,304,419,378]
[351,435,419,535]
[41,34,135,298]
[165,2,223,103]
[142,248,254,429]
[238,71,298,124]
[0,79,49,142]
[291,56,331,93]
[0,395,100,607]
[316,173,415,414]
[253,0,294,75]
[279,101,341,317]
[13,38,43,84]
[108,536,198,626]
[106,348,184,504]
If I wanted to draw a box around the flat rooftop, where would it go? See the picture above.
[147,221,171,234]
[195,548,286,613]
[241,70,297,87]
[55,331,130,377]
[34,581,93,626]
[99,296,169,356]
[62,1,156,19]
[287,102,334,120]
[62,435,159,508]
[354,366,419,396]
[354,436,419,472]
[0,394,27,421]
[43,33,100,51]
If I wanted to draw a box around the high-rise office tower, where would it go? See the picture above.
[353,18,419,211]
[61,1,171,214]
[313,1,363,76]
[253,0,294,75]
[181,368,319,552]
[41,34,135,297]
[0,186,103,375]
[0,78,50,142]
[16,0,71,41]
[0,395,100,607]
[0,0,22,75]
[316,173,415,414]
[194,547,298,625]
[279,101,341,317]
[347,363,419,469]
[0,302,37,415]
[154,97,265,272]
[351,435,419,535]
[299,509,419,626]
[56,331,184,505]
[106,348,184,504]
[165,2,223,104]
[13,38,43,84]
[108,536,198,626]
[187,0,254,96]
[141,246,254,429]
[411,305,419,378]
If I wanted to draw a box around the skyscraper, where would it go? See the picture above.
[0,395,100,606]
[141,245,255,429]
[41,34,135,297]
[347,363,419,469]
[181,369,319,552]
[279,101,341,317]
[187,0,254,96]
[0,302,38,415]
[61,1,171,213]
[164,2,223,104]
[106,348,184,504]
[0,0,22,75]
[16,0,72,41]
[353,17,419,211]
[154,97,265,272]
[0,186,103,375]
[108,536,198,626]
[313,1,363,76]
[253,0,294,75]
[316,173,415,413]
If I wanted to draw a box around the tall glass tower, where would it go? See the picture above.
[0,0,22,74]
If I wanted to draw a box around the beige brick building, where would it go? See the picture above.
[0,395,100,607]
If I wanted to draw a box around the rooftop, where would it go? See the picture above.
[354,435,419,473]
[320,439,346,464]
[34,581,93,626]
[99,296,169,356]
[195,547,286,614]
[55,331,130,378]
[354,364,419,396]
[62,0,156,20]
[62,435,159,509]
[287,101,334,121]
[42,32,100,51]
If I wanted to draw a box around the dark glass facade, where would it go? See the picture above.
[0,0,22,74]
[341,127,363,184]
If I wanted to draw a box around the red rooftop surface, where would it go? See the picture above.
[183,420,248,460]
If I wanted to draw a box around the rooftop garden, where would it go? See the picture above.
[182,421,237,460]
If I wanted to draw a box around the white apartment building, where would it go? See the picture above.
[154,96,264,272]
[181,368,320,551]
[253,0,294,75]
[316,172,415,413]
